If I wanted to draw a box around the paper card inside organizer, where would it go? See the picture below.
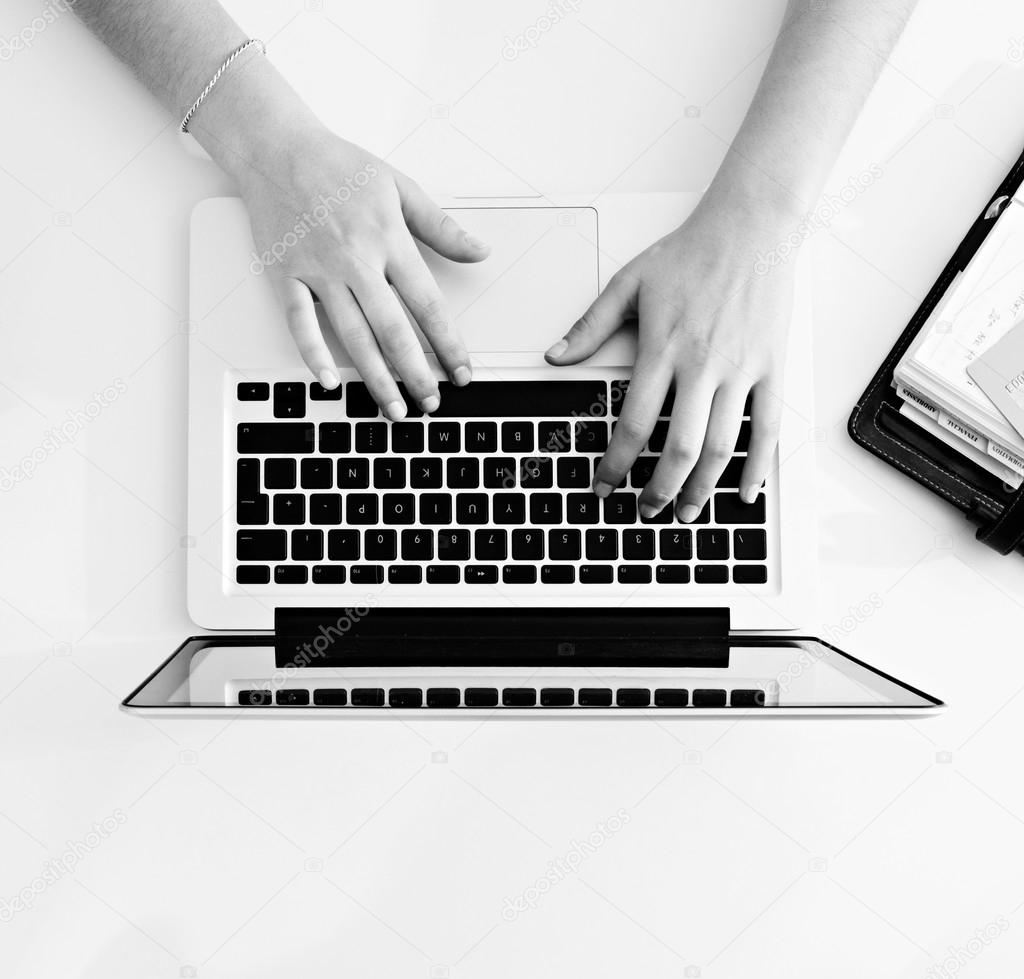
[893,196,1024,488]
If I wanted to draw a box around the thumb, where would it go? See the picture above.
[545,270,636,365]
[394,173,490,263]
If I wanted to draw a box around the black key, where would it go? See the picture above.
[420,494,452,525]
[579,565,613,584]
[355,422,388,454]
[447,457,479,488]
[276,688,310,706]
[640,502,674,524]
[273,494,305,525]
[350,565,384,584]
[426,565,460,584]
[690,500,712,525]
[239,689,272,705]
[609,380,628,416]
[660,529,692,560]
[465,565,499,584]
[630,456,658,488]
[263,458,296,489]
[503,566,537,584]
[541,688,574,707]
[493,494,526,525]
[567,493,600,525]
[603,493,637,524]
[391,422,424,454]
[301,458,333,489]
[351,687,385,706]
[274,565,308,584]
[659,388,676,417]
[456,493,489,524]
[474,529,507,561]
[654,688,688,707]
[312,565,346,584]
[237,458,260,495]
[648,420,669,453]
[422,381,606,418]
[273,381,306,419]
[538,422,572,453]
[548,529,581,561]
[618,565,652,584]
[465,422,497,453]
[656,565,690,584]
[520,457,553,489]
[695,565,729,584]
[337,458,369,489]
[237,382,269,401]
[735,421,751,452]
[328,530,360,561]
[574,420,609,453]
[484,457,517,489]
[383,493,416,525]
[530,493,562,524]
[291,529,324,561]
[734,529,767,561]
[373,458,406,489]
[313,688,348,705]
[464,687,499,707]
[716,456,745,488]
[318,423,351,454]
[541,565,574,584]
[401,529,434,561]
[503,688,537,707]
[622,529,654,560]
[502,421,534,453]
[578,688,612,707]
[512,528,544,560]
[733,565,768,585]
[557,456,590,488]
[697,529,729,561]
[616,688,651,707]
[428,422,461,453]
[310,381,343,401]
[715,493,766,524]
[345,494,378,524]
[237,494,269,525]
[410,457,442,488]
[437,529,470,560]
[236,564,270,585]
[237,423,313,454]
[389,566,423,584]
[731,688,766,707]
[346,383,379,417]
[693,689,727,708]
[389,688,423,708]
[427,688,460,708]
[365,529,397,561]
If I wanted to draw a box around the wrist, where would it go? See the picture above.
[702,154,812,229]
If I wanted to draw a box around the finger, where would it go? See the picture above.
[387,244,472,386]
[740,378,783,503]
[674,385,747,521]
[320,284,405,420]
[593,350,671,497]
[394,172,490,263]
[545,270,636,365]
[349,270,440,413]
[272,275,340,389]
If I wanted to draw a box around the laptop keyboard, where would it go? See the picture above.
[232,371,772,588]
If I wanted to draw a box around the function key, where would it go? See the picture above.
[616,688,651,708]
[731,688,766,707]
[236,564,270,585]
[350,565,384,584]
[237,382,269,401]
[541,565,574,584]
[465,565,500,585]
[427,688,461,708]
[655,565,690,584]
[654,688,688,707]
[502,688,537,707]
[540,688,574,707]
[694,565,729,584]
[276,689,310,706]
[238,689,272,705]
[578,688,613,707]
[313,688,348,705]
[351,688,385,707]
[310,381,343,401]
[312,565,346,584]
[693,689,727,708]
[389,688,423,708]
[502,566,537,584]
[617,565,652,584]
[464,687,499,707]
[274,565,308,584]
[426,565,460,584]
[733,565,768,585]
[388,566,423,584]
[579,565,613,584]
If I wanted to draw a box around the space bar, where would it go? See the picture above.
[429,380,608,417]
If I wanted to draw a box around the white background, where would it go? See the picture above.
[2,0,1024,975]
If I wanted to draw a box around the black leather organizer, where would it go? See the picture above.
[849,145,1024,556]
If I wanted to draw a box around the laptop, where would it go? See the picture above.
[122,192,943,716]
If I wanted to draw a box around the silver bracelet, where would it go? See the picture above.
[180,38,266,134]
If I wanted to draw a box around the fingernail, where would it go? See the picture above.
[464,233,488,250]
[318,368,340,390]
[545,339,568,360]
[384,400,406,421]
[452,365,472,386]
[639,503,660,520]
[679,504,700,523]
[420,393,440,414]
[741,486,759,504]
[593,480,614,498]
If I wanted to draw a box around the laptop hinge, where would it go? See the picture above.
[273,607,730,670]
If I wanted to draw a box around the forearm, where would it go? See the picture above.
[73,0,319,178]
[707,0,917,216]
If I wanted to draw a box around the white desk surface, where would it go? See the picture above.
[3,0,1024,975]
